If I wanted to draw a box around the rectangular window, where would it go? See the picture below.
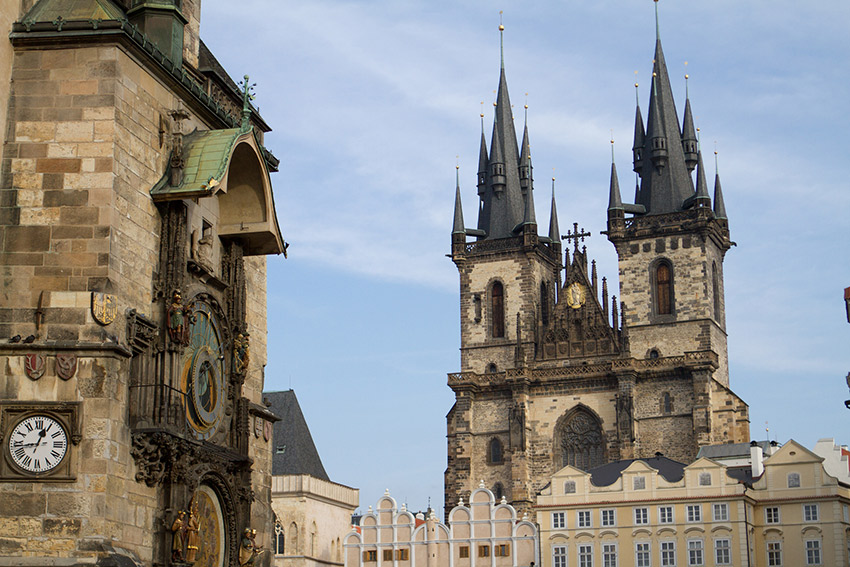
[698,472,711,486]
[553,512,566,529]
[806,540,821,565]
[578,510,591,528]
[363,550,377,562]
[495,544,510,557]
[686,504,702,522]
[804,504,819,522]
[661,541,676,567]
[687,540,704,566]
[634,476,646,490]
[383,550,393,561]
[634,507,649,525]
[713,503,728,522]
[767,542,782,566]
[602,543,617,567]
[659,506,674,524]
[459,546,469,559]
[714,539,731,565]
[765,506,780,524]
[635,542,651,567]
[553,545,567,567]
[395,549,409,561]
[578,544,593,567]
[845,504,849,523]
[788,472,801,488]
[478,545,490,558]
[602,509,616,527]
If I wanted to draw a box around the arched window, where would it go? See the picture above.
[487,363,498,374]
[540,281,550,326]
[489,437,503,464]
[655,261,673,315]
[491,281,505,337]
[556,408,605,471]
[275,522,285,555]
[493,482,504,501]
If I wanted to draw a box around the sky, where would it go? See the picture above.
[201,1,850,516]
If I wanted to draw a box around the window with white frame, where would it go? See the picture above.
[634,476,646,490]
[765,506,780,524]
[602,543,617,567]
[687,540,704,566]
[787,472,801,488]
[578,544,593,567]
[698,472,711,486]
[635,542,651,567]
[553,545,568,567]
[602,509,616,527]
[767,541,782,566]
[661,541,676,566]
[686,504,702,522]
[565,480,577,494]
[659,505,674,524]
[714,539,731,565]
[712,503,728,522]
[805,540,821,565]
[804,503,819,522]
[552,512,566,529]
[634,507,649,525]
[577,510,591,528]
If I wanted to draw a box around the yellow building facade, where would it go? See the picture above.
[537,440,850,567]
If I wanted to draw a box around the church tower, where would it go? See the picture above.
[445,13,748,518]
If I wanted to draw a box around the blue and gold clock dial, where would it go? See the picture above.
[182,300,226,440]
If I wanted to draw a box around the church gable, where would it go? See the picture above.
[540,246,622,361]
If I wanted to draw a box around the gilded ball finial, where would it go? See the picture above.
[635,82,639,88]
[499,24,504,31]
[652,71,657,77]
[685,74,689,80]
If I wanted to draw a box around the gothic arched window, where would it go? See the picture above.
[556,408,605,471]
[491,281,505,338]
[275,522,285,555]
[655,262,673,315]
[489,437,503,464]
[493,482,504,501]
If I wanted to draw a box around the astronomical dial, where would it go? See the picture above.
[182,300,226,440]
[8,415,68,474]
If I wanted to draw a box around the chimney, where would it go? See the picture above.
[750,442,764,478]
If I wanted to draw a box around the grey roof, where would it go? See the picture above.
[693,150,711,205]
[634,39,696,215]
[681,97,699,171]
[713,172,727,220]
[548,181,560,243]
[588,455,686,487]
[608,161,624,212]
[452,171,465,234]
[265,390,329,480]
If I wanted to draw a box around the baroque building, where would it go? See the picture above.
[0,0,283,565]
[445,16,750,515]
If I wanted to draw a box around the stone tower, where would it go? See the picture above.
[0,0,283,564]
[445,17,749,518]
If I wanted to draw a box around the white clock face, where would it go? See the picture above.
[8,415,68,473]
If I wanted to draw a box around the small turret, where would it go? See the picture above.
[548,179,560,244]
[693,150,711,208]
[647,73,668,171]
[519,117,532,195]
[632,83,645,175]
[477,128,488,197]
[453,167,466,235]
[713,151,728,220]
[608,145,624,219]
[681,80,699,172]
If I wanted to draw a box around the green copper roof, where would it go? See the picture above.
[151,128,245,200]
[23,0,126,23]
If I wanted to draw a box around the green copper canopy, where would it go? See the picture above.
[22,0,125,23]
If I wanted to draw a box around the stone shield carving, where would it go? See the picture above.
[56,354,77,381]
[24,354,46,380]
[91,292,118,325]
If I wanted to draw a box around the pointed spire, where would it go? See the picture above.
[453,166,466,234]
[591,260,598,298]
[602,277,609,322]
[634,10,696,215]
[632,80,645,175]
[522,173,537,226]
[611,295,619,335]
[519,112,532,193]
[608,140,624,214]
[548,178,560,244]
[681,74,698,172]
[694,150,711,207]
[477,127,489,195]
[713,150,727,219]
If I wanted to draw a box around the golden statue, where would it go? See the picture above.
[185,504,200,563]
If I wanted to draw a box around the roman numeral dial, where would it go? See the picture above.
[8,415,68,474]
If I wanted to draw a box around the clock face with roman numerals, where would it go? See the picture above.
[8,415,68,474]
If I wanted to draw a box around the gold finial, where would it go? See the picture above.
[456,155,459,170]
[524,92,528,110]
[480,101,484,118]
[652,71,657,77]
[499,10,504,31]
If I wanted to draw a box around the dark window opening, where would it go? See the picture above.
[489,437,503,464]
[656,262,672,315]
[491,282,505,338]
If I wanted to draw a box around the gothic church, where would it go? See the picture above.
[445,17,750,514]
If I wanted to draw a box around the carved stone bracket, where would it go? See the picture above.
[127,309,159,355]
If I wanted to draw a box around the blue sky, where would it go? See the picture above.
[202,1,850,515]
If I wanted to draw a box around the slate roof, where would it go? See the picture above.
[587,455,686,487]
[23,0,125,22]
[697,441,774,460]
[265,390,329,480]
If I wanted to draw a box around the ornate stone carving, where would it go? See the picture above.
[55,354,77,381]
[222,242,247,335]
[91,292,118,325]
[156,201,188,304]
[127,309,159,355]
[24,354,45,380]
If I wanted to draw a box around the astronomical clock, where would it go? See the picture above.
[127,83,283,567]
